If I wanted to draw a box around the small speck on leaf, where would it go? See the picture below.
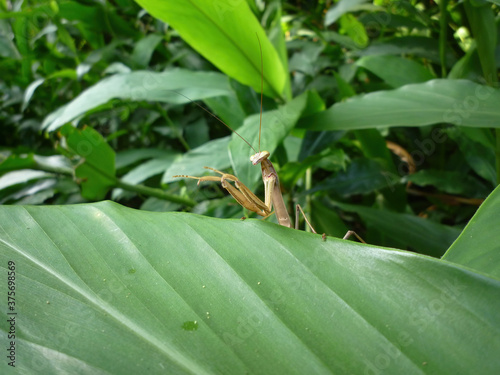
[182,321,198,331]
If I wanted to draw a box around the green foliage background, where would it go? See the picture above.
[1,0,500,373]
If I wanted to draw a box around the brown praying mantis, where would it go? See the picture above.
[173,37,364,242]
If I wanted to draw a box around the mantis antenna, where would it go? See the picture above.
[170,90,257,153]
[256,33,263,153]
[172,33,265,154]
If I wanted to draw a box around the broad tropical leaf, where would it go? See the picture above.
[299,79,500,130]
[443,183,500,279]
[42,70,236,132]
[0,202,499,374]
[135,0,286,99]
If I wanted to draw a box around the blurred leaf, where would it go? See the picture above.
[203,94,246,131]
[356,55,435,87]
[0,27,21,59]
[460,127,495,149]
[58,1,108,48]
[282,136,302,163]
[321,30,362,50]
[116,149,171,170]
[299,80,500,130]
[0,202,499,373]
[298,131,345,161]
[266,0,292,100]
[140,196,182,212]
[310,158,398,196]
[315,148,348,172]
[163,136,230,184]
[131,33,163,68]
[121,153,178,185]
[113,152,179,200]
[0,153,37,173]
[42,70,236,132]
[5,178,57,204]
[22,78,44,111]
[354,129,406,211]
[59,124,116,200]
[0,170,50,191]
[447,127,496,185]
[358,13,426,30]
[311,199,349,238]
[464,1,497,84]
[334,71,356,99]
[300,89,326,117]
[135,0,286,99]
[335,201,461,257]
[191,195,244,220]
[354,129,393,170]
[407,169,490,197]
[325,0,372,26]
[12,16,32,84]
[279,153,323,188]
[448,45,483,81]
[184,117,210,149]
[356,36,457,66]
[288,43,324,76]
[339,13,368,48]
[54,18,77,55]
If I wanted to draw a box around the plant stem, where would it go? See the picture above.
[113,179,196,206]
[32,161,196,207]
[496,129,500,185]
[305,167,312,233]
[439,0,448,77]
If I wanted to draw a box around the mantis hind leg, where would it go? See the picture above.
[295,204,317,233]
[342,230,366,243]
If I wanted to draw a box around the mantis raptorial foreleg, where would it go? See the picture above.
[174,167,272,218]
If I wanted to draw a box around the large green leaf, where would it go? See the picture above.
[134,0,286,99]
[42,70,235,132]
[1,202,499,374]
[443,183,500,279]
[299,79,500,130]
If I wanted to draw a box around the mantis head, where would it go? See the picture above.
[250,151,270,165]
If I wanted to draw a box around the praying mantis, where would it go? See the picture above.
[173,37,364,242]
